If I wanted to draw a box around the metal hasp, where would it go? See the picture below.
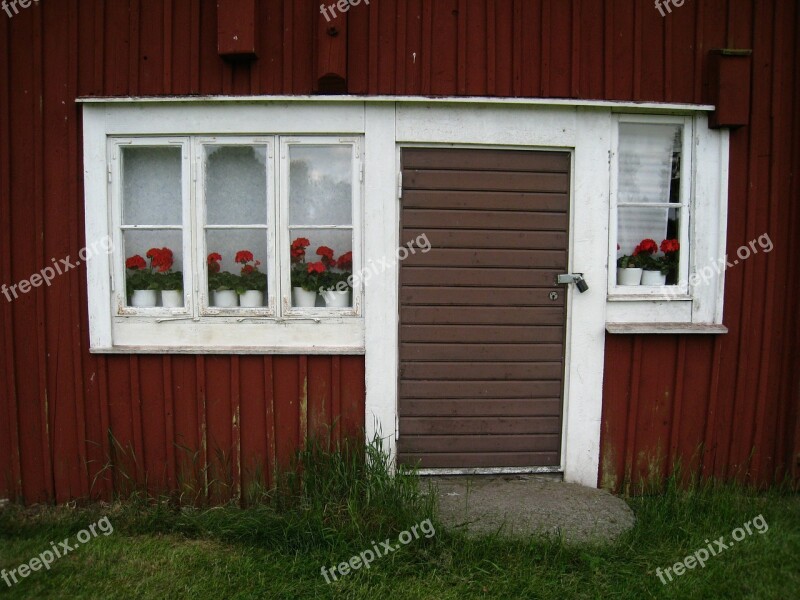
[556,273,589,293]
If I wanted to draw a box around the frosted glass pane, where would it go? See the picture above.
[617,206,680,256]
[205,228,269,293]
[289,145,352,226]
[205,145,268,225]
[122,147,182,226]
[618,123,681,204]
[289,228,353,265]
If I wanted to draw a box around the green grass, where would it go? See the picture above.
[1,439,798,599]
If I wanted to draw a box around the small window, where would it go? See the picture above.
[610,116,691,295]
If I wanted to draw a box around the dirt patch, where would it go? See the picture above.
[429,475,635,544]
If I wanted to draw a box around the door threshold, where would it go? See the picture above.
[416,466,563,476]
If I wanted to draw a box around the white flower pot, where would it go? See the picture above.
[292,287,318,307]
[131,289,158,307]
[617,267,643,286]
[320,289,350,308]
[641,270,667,286]
[212,290,238,308]
[239,290,264,308]
[161,290,183,308]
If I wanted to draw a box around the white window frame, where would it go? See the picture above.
[110,137,194,318]
[84,104,367,354]
[609,114,692,298]
[605,112,729,329]
[196,136,278,319]
[278,136,364,318]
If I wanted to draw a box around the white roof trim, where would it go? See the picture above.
[76,94,714,112]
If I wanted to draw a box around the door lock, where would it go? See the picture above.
[556,273,589,293]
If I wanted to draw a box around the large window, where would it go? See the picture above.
[96,134,364,351]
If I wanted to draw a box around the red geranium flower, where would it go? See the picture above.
[660,238,680,254]
[144,247,173,273]
[126,255,146,270]
[291,237,310,262]
[154,247,174,272]
[633,238,658,256]
[307,261,326,274]
[242,264,254,275]
[336,251,353,270]
[207,252,222,274]
[316,246,335,267]
[235,250,254,264]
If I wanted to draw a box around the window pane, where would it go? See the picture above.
[617,206,681,254]
[618,123,682,205]
[289,145,353,226]
[122,230,184,305]
[617,206,681,284]
[205,145,268,225]
[205,228,269,297]
[122,147,182,226]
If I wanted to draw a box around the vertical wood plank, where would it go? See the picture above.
[264,356,277,488]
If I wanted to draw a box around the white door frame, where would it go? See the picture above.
[364,103,611,488]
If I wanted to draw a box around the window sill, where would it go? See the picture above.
[605,322,728,335]
[607,292,691,302]
[93,318,365,354]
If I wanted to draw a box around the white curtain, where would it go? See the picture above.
[617,123,678,255]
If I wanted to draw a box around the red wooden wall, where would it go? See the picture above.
[1,0,798,503]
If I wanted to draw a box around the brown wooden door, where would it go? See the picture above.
[398,148,570,469]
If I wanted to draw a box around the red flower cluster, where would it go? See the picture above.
[660,239,680,254]
[126,255,146,270]
[207,252,222,274]
[146,247,174,272]
[235,250,254,264]
[291,238,310,263]
[307,261,326,274]
[316,246,335,268]
[633,239,658,256]
[235,249,262,275]
[336,251,353,270]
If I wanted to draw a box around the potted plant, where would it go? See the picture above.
[126,254,158,306]
[319,249,352,308]
[657,238,680,285]
[152,247,183,307]
[290,237,318,307]
[634,238,665,286]
[207,253,239,308]
[616,250,643,286]
[236,250,266,308]
[125,248,172,307]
